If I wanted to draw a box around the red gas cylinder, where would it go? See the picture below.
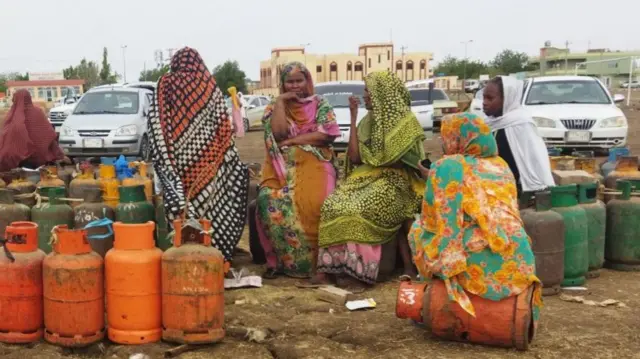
[43,225,104,347]
[0,221,46,343]
[106,221,162,344]
[162,219,228,344]
[396,279,536,351]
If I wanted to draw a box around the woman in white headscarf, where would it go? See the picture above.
[482,76,554,196]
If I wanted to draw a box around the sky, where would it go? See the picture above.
[1,0,639,81]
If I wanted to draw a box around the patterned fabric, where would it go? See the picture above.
[352,71,425,170]
[256,62,341,277]
[319,71,425,249]
[0,90,64,171]
[409,113,542,322]
[147,47,249,260]
[317,243,381,284]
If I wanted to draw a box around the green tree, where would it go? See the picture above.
[212,61,248,94]
[0,72,29,94]
[99,47,118,85]
[63,59,101,90]
[139,64,170,82]
[490,49,537,75]
[433,55,490,79]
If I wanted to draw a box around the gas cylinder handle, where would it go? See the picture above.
[83,217,114,240]
[0,233,25,262]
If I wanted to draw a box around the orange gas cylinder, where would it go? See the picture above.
[37,166,66,194]
[0,221,46,343]
[106,221,162,344]
[98,163,119,208]
[395,277,428,323]
[43,225,104,347]
[423,279,535,351]
[162,219,227,344]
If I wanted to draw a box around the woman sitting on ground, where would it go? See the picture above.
[482,76,554,199]
[313,71,426,289]
[256,61,341,279]
[0,90,68,171]
[409,113,542,325]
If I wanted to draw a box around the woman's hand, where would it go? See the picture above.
[279,138,293,148]
[348,96,360,123]
[277,92,299,103]
[417,161,430,179]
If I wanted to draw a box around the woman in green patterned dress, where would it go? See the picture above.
[312,71,426,288]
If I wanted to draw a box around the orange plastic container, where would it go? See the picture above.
[0,221,46,343]
[98,164,119,208]
[162,219,227,344]
[43,225,104,347]
[106,221,162,344]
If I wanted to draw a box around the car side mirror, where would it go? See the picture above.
[247,105,256,110]
[613,94,625,104]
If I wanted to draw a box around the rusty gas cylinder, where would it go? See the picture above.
[521,191,565,296]
[68,162,101,208]
[43,226,104,347]
[106,221,162,344]
[74,188,115,257]
[396,278,428,323]
[162,219,227,344]
[605,156,640,190]
[37,166,66,194]
[0,221,46,344]
[0,189,30,240]
[8,169,37,207]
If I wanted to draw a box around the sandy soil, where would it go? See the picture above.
[2,97,640,359]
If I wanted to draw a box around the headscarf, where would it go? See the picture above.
[415,113,540,317]
[357,71,425,169]
[484,76,554,192]
[279,62,315,126]
[147,47,249,260]
[0,90,64,172]
[227,86,245,138]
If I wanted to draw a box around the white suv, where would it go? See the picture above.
[524,76,627,150]
[315,81,368,152]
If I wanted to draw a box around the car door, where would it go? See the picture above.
[246,97,265,128]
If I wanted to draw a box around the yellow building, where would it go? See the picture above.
[254,43,433,96]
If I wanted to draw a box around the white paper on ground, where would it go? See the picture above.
[225,276,263,289]
[345,298,377,311]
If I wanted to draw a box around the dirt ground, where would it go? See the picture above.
[2,95,640,358]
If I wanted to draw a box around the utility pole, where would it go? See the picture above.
[461,40,473,85]
[300,43,311,67]
[121,45,128,83]
[564,40,571,74]
[401,45,408,82]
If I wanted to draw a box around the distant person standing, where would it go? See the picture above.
[482,76,554,197]
[0,90,68,171]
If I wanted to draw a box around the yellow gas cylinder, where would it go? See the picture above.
[138,162,153,202]
[98,163,119,208]
[37,166,65,194]
[68,162,101,208]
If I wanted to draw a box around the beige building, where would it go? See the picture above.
[254,43,433,96]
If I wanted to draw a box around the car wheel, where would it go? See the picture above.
[139,135,150,161]
[243,118,250,132]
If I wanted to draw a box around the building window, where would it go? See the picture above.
[347,61,353,80]
[406,61,415,81]
[420,60,426,70]
[378,54,381,63]
[368,58,371,68]
[354,62,364,80]
[330,62,338,81]
[396,60,403,70]
[316,65,322,73]
[347,62,353,71]
[388,50,390,60]
[406,61,414,70]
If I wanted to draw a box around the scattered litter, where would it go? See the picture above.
[234,299,247,305]
[346,298,377,311]
[129,354,150,359]
[329,308,335,314]
[562,286,588,291]
[317,286,356,305]
[559,294,626,307]
[224,268,262,289]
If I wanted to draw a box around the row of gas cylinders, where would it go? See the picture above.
[0,219,227,347]
[523,180,640,296]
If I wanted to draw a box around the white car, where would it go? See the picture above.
[315,81,368,152]
[408,88,452,130]
[464,79,480,93]
[525,76,627,150]
[243,95,271,130]
[469,88,485,117]
[49,98,82,133]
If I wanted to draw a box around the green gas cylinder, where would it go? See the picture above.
[577,183,607,278]
[31,186,74,253]
[116,185,154,225]
[551,184,588,286]
[521,191,565,296]
[605,180,640,271]
[0,189,30,238]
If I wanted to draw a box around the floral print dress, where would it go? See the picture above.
[409,113,542,324]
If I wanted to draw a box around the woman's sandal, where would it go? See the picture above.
[262,268,281,280]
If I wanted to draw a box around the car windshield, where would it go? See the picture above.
[409,89,449,106]
[74,91,139,115]
[315,84,365,108]
[525,80,611,105]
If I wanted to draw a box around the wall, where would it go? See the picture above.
[7,85,84,103]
